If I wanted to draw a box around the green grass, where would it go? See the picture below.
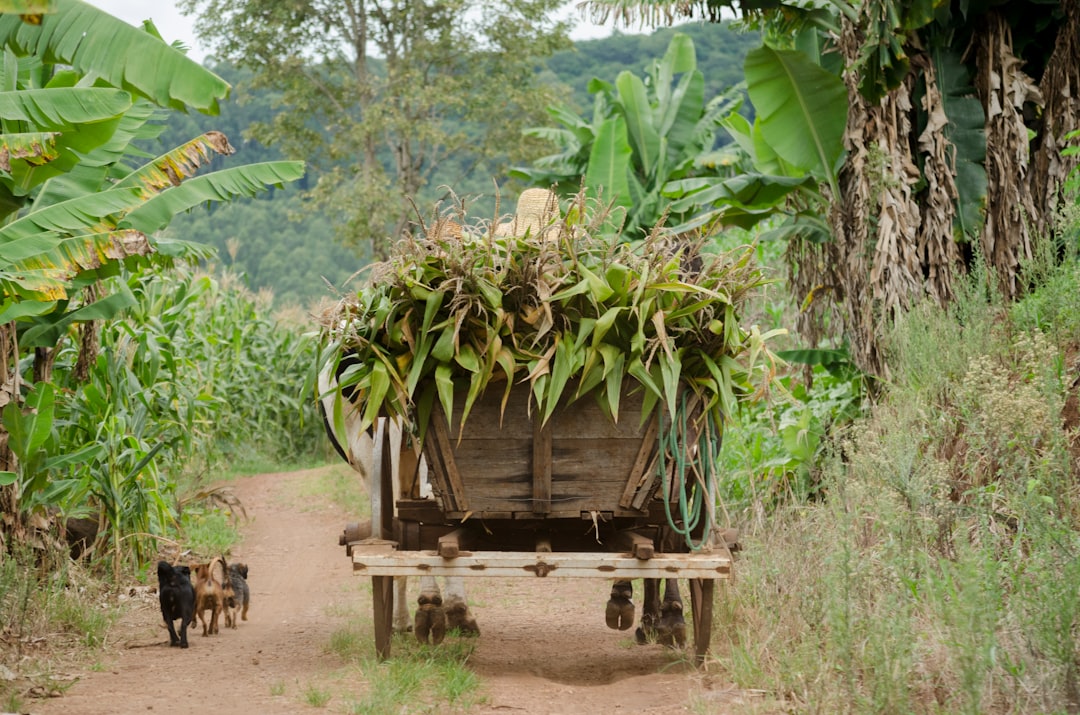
[286,462,369,517]
[270,680,287,696]
[181,510,241,556]
[303,683,332,707]
[330,630,483,714]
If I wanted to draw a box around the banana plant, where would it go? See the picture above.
[0,1,305,525]
[512,32,742,240]
[662,43,847,243]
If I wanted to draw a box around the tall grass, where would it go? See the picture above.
[713,252,1080,713]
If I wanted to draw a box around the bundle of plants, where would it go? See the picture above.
[317,189,780,448]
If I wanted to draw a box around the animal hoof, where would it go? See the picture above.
[658,602,687,648]
[444,597,479,636]
[605,596,634,631]
[414,603,446,645]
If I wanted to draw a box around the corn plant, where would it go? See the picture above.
[319,193,782,448]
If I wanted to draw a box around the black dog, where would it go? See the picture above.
[157,560,195,648]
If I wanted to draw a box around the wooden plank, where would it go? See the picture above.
[421,435,455,512]
[399,444,422,499]
[690,578,715,666]
[372,575,394,660]
[430,409,469,512]
[610,529,655,559]
[630,452,662,511]
[437,528,474,559]
[532,418,552,515]
[352,550,731,579]
[620,414,660,508]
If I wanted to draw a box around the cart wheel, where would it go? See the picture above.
[689,578,715,666]
[372,575,394,659]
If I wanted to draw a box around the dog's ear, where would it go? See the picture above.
[240,565,248,579]
[179,565,191,576]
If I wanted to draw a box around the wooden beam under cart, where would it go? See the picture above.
[350,546,731,579]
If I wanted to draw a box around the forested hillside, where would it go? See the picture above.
[157,21,758,309]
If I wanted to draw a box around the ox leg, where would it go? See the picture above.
[606,579,635,631]
[656,578,687,648]
[442,576,479,636]
[392,576,411,633]
[634,578,662,644]
[414,575,446,645]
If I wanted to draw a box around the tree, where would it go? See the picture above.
[581,0,1080,375]
[180,0,575,259]
[0,0,303,554]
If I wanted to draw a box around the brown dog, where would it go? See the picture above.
[223,562,250,629]
[190,556,226,636]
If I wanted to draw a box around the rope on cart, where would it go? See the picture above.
[657,392,721,551]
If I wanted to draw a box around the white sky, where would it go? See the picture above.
[85,1,617,64]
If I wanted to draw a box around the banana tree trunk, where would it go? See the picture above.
[1031,0,1080,229]
[974,12,1041,299]
[1,322,20,556]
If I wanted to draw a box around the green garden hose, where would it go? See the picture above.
[657,392,721,551]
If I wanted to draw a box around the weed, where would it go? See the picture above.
[270,680,286,696]
[303,683,331,707]
[181,509,240,556]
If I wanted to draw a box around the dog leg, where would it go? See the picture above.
[442,576,478,636]
[179,612,191,648]
[164,614,181,647]
[393,575,411,633]
[413,574,446,645]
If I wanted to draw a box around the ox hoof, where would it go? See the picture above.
[605,596,635,631]
[415,591,447,644]
[656,614,687,649]
[444,597,480,636]
[414,603,447,645]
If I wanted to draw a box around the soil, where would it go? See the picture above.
[23,467,768,715]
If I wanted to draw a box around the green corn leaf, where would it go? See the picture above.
[455,342,480,373]
[434,363,455,431]
[544,337,576,424]
[430,325,456,363]
[659,349,682,419]
[362,361,390,433]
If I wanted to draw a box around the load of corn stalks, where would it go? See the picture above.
[317,188,781,444]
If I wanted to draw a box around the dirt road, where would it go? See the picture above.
[28,467,758,714]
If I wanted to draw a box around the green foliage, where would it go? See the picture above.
[6,265,322,574]
[180,0,573,257]
[546,22,759,113]
[514,32,744,240]
[320,194,777,444]
[743,45,847,196]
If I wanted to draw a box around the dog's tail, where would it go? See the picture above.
[209,555,227,585]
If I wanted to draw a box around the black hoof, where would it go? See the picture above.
[605,596,635,631]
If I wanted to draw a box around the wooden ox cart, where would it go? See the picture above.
[339,381,735,664]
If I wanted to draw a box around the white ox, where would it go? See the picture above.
[318,365,479,643]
